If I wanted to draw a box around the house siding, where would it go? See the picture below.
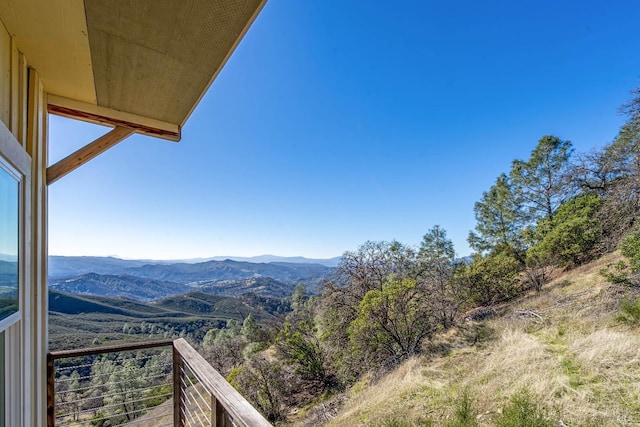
[0,16,47,426]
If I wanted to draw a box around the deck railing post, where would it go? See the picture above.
[173,343,182,427]
[46,353,55,427]
[216,399,226,427]
[210,394,216,427]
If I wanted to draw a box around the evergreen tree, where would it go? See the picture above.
[510,135,573,221]
[418,226,463,328]
[468,173,527,261]
[242,314,259,342]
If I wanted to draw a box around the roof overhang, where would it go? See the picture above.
[0,0,267,141]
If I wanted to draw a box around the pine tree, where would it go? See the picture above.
[510,135,573,221]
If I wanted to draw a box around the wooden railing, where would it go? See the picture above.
[47,338,271,427]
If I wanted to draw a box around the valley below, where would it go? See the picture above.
[48,255,333,350]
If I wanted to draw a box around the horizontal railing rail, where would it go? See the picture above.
[47,338,272,427]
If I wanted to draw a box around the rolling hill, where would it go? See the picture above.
[197,277,297,298]
[49,273,191,301]
[124,259,332,285]
[48,289,289,351]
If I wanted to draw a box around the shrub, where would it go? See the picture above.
[620,229,640,274]
[447,390,478,427]
[528,194,603,268]
[455,253,522,306]
[617,297,640,325]
[599,260,632,285]
[495,388,555,427]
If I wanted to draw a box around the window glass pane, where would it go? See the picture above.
[0,330,4,427]
[0,164,18,323]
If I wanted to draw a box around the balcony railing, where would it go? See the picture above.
[47,338,271,427]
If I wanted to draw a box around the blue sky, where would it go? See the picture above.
[48,0,640,260]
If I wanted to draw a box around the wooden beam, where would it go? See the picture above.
[173,338,272,427]
[47,95,181,142]
[48,339,173,361]
[46,126,134,185]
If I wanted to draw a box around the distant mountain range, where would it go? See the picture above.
[174,255,342,267]
[49,254,339,278]
[124,259,332,285]
[47,255,336,301]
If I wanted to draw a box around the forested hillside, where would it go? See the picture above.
[47,85,640,425]
[48,290,290,351]
[187,85,640,425]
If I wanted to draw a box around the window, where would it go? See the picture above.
[0,160,19,330]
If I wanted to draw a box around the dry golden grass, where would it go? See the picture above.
[316,252,640,427]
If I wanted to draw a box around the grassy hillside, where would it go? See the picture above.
[298,253,640,426]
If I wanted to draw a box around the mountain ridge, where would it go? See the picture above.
[49,254,340,279]
[48,256,334,301]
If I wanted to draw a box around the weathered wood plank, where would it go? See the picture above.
[26,67,47,427]
[17,53,27,147]
[48,339,173,360]
[173,338,272,427]
[46,126,134,185]
[48,94,180,141]
[173,344,183,427]
[0,113,30,173]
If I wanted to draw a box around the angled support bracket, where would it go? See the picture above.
[46,126,134,185]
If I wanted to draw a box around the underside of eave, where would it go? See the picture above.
[84,0,268,128]
[179,0,269,127]
[2,0,268,142]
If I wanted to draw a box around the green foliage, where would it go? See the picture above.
[233,357,287,422]
[226,365,244,389]
[620,229,640,274]
[291,283,308,312]
[144,384,172,407]
[495,389,555,427]
[419,225,455,263]
[241,314,260,341]
[348,278,435,364]
[468,174,527,260]
[528,194,603,268]
[617,297,640,325]
[510,135,573,220]
[456,253,522,306]
[276,319,326,381]
[600,260,632,285]
[242,341,266,359]
[447,390,478,427]
[321,237,457,381]
[419,226,463,329]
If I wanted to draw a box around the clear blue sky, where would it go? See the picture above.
[48,0,640,260]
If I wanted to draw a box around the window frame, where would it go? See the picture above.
[0,121,30,333]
